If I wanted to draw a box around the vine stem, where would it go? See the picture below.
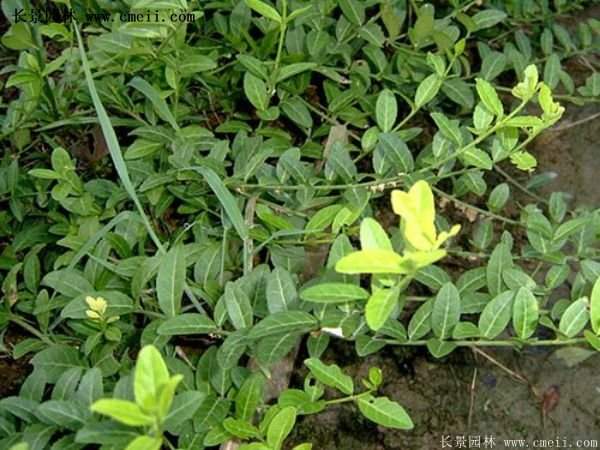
[494,164,548,205]
[325,390,373,406]
[9,315,53,345]
[432,186,520,226]
[273,0,288,76]
[384,338,586,347]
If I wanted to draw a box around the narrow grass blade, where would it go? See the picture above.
[74,23,164,253]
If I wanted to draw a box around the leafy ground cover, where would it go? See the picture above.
[1,0,600,449]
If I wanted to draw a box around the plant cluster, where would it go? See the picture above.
[1,0,600,449]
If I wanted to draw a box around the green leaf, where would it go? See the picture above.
[91,399,154,427]
[236,373,265,421]
[128,77,178,130]
[472,220,493,250]
[462,147,493,170]
[42,269,92,297]
[217,330,249,369]
[280,96,313,128]
[375,133,414,174]
[325,142,357,182]
[164,391,205,432]
[292,445,313,450]
[504,116,544,128]
[410,4,434,46]
[381,1,405,39]
[431,283,461,339]
[486,242,512,296]
[335,249,409,274]
[179,54,217,75]
[430,112,462,146]
[300,283,369,303]
[475,78,503,118]
[276,63,317,83]
[36,400,86,428]
[452,322,480,339]
[237,55,269,80]
[245,0,282,23]
[365,286,401,331]
[156,245,186,317]
[414,74,442,108]
[360,217,393,251]
[194,166,249,240]
[338,0,365,25]
[510,150,537,172]
[28,169,60,180]
[125,139,162,160]
[512,287,539,339]
[357,395,413,430]
[125,436,162,450]
[442,78,474,109]
[224,282,253,329]
[158,314,217,335]
[267,406,297,450]
[512,65,539,100]
[288,4,312,22]
[30,345,84,383]
[426,338,457,358]
[478,291,514,339]
[249,311,318,339]
[559,298,589,338]
[77,368,103,406]
[408,299,433,340]
[239,444,270,450]
[543,54,561,89]
[157,374,183,420]
[584,330,600,351]
[554,217,588,242]
[244,72,269,111]
[266,267,297,313]
[223,417,260,439]
[304,358,353,395]
[134,345,169,411]
[256,333,299,366]
[356,335,387,356]
[359,23,385,47]
[471,9,507,30]
[256,333,300,365]
[415,265,451,291]
[480,51,507,81]
[590,277,600,335]
[487,183,510,212]
[375,89,397,132]
[2,22,37,49]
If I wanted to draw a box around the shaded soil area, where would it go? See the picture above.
[288,343,600,449]
[532,102,600,208]
[0,329,32,398]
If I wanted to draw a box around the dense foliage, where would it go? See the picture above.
[1,0,600,449]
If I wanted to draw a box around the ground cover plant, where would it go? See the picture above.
[1,0,600,448]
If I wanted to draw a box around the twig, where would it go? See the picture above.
[494,164,548,205]
[547,111,600,133]
[467,367,477,431]
[432,186,520,226]
[471,347,528,384]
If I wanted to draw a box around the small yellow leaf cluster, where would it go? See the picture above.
[86,296,119,323]
[391,180,460,252]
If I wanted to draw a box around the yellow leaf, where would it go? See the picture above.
[335,249,410,274]
[435,224,461,247]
